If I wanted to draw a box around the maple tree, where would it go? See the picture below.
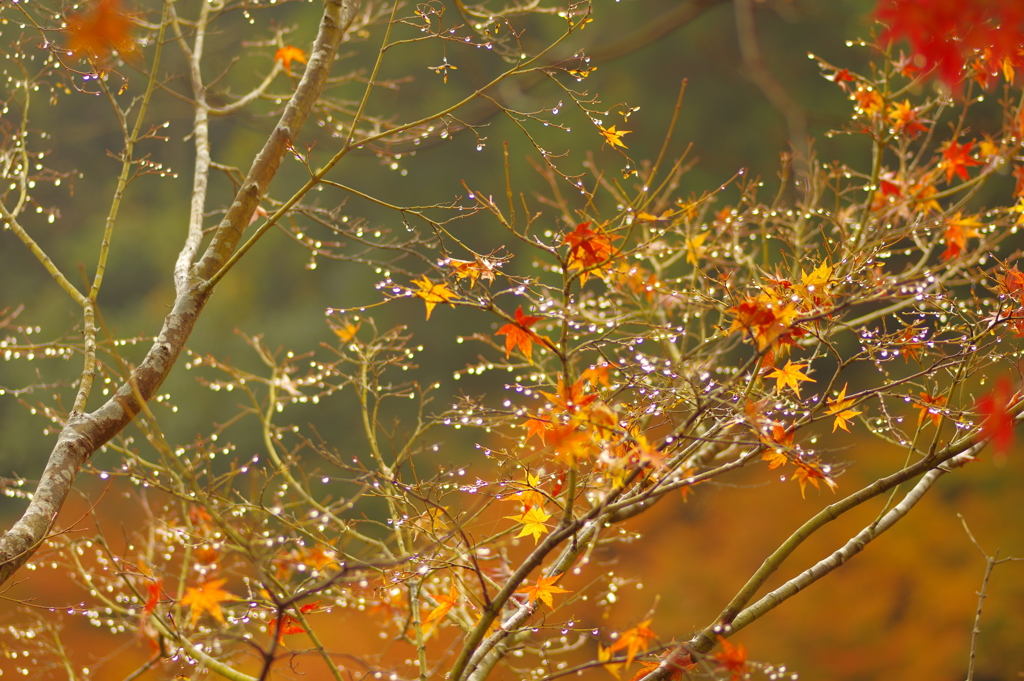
[2,0,1024,680]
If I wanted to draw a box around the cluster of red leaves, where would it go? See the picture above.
[563,221,622,284]
[65,0,138,63]
[875,0,1024,89]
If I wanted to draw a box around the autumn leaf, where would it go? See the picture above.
[423,585,459,627]
[853,88,883,116]
[976,376,1017,455]
[143,579,162,616]
[913,391,947,427]
[66,0,138,64]
[510,472,546,511]
[581,362,615,388]
[760,424,793,469]
[331,319,361,342]
[515,573,570,609]
[825,383,862,433]
[273,602,320,643]
[545,423,596,463]
[496,306,545,363]
[412,276,459,320]
[940,140,983,183]
[598,644,624,679]
[523,416,552,444]
[941,212,982,261]
[628,654,693,681]
[448,257,500,286]
[599,124,631,149]
[791,461,838,499]
[563,221,622,284]
[712,635,748,681]
[827,67,856,91]
[275,45,307,75]
[608,619,657,666]
[505,506,552,543]
[541,377,596,415]
[767,360,815,398]
[180,578,235,627]
[684,232,708,265]
[888,100,928,136]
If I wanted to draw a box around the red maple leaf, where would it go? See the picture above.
[940,140,983,183]
[496,306,544,363]
[976,376,1017,455]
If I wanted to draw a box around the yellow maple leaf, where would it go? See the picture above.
[598,643,624,678]
[180,578,235,627]
[412,276,459,320]
[515,573,570,609]
[505,506,552,543]
[685,232,708,265]
[599,125,631,149]
[275,45,307,75]
[766,361,815,398]
[825,383,862,432]
[331,319,361,342]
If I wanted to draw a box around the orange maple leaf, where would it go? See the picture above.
[180,578,235,627]
[941,212,982,261]
[766,360,815,398]
[581,362,616,388]
[760,424,793,469]
[423,585,459,627]
[852,87,883,116]
[791,461,838,498]
[66,0,138,64]
[608,619,657,666]
[712,635,748,680]
[541,377,597,415]
[888,100,928,136]
[275,45,307,75]
[940,140,983,183]
[448,257,500,286]
[825,383,862,433]
[515,573,570,609]
[496,306,544,363]
[913,391,947,427]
